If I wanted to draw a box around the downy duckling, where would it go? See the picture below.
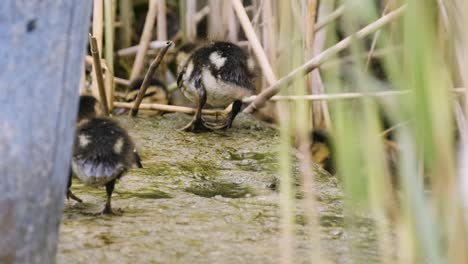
[310,122,398,183]
[177,41,256,132]
[126,77,169,116]
[69,95,143,214]
[310,130,336,175]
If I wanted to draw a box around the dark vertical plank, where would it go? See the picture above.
[0,1,92,263]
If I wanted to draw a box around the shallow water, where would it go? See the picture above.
[58,113,379,264]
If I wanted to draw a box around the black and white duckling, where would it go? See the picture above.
[125,77,169,116]
[69,95,143,214]
[177,41,256,132]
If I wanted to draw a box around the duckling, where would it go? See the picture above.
[310,118,399,180]
[310,130,336,175]
[125,77,169,116]
[177,41,256,132]
[68,95,143,214]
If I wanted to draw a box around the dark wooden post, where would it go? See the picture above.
[0,1,92,263]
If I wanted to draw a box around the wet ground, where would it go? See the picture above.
[58,113,378,264]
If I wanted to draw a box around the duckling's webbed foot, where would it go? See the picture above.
[102,179,116,215]
[180,84,211,133]
[67,190,83,203]
[67,169,83,203]
[205,100,242,130]
[180,116,211,133]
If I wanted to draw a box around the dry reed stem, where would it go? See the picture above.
[114,77,131,86]
[103,60,114,112]
[208,0,224,39]
[365,2,392,70]
[195,5,210,23]
[157,0,167,41]
[79,65,86,94]
[117,40,170,57]
[130,0,158,80]
[242,87,465,103]
[130,41,173,117]
[312,0,336,130]
[225,1,239,42]
[243,5,407,113]
[119,0,133,48]
[89,34,110,116]
[186,0,197,41]
[314,5,345,32]
[85,55,108,70]
[305,0,323,130]
[232,0,277,85]
[115,102,229,116]
[91,0,104,99]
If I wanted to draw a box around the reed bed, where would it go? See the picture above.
[84,0,468,262]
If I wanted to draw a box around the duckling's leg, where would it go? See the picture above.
[206,100,242,130]
[133,149,143,168]
[102,179,117,215]
[180,84,211,133]
[67,168,82,203]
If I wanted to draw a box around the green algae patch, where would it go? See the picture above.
[115,189,172,199]
[185,181,254,198]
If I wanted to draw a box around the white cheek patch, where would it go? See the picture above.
[209,51,227,70]
[113,137,124,154]
[78,134,90,148]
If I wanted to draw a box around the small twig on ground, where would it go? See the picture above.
[89,34,110,116]
[130,41,173,117]
[116,102,229,116]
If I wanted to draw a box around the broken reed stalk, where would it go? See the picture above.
[130,41,173,117]
[243,5,407,113]
[232,0,277,85]
[115,102,229,116]
[130,0,158,81]
[89,34,110,116]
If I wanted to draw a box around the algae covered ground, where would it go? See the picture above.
[58,113,378,263]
